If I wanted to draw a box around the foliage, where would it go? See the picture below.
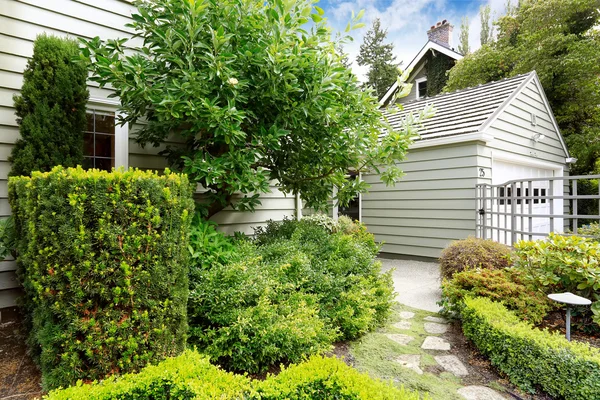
[9,34,89,177]
[457,16,470,55]
[46,350,423,400]
[513,233,600,328]
[188,214,237,270]
[255,355,423,400]
[461,296,600,399]
[440,269,553,323]
[187,218,394,373]
[301,213,340,233]
[9,167,195,390]
[357,18,400,99]
[0,216,16,262]
[439,237,513,280]
[578,222,600,238]
[479,5,493,45]
[424,52,454,97]
[80,0,421,218]
[445,0,600,175]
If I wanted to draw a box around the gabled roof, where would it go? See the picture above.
[379,40,463,105]
[380,71,570,157]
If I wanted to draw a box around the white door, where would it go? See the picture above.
[491,160,562,244]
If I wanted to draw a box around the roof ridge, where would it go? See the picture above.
[392,72,532,108]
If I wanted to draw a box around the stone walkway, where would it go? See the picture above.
[376,258,508,400]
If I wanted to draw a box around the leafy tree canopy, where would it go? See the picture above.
[445,0,600,174]
[356,18,400,100]
[10,34,89,177]
[81,0,424,217]
[458,16,470,55]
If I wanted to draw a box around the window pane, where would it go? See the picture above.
[95,134,115,158]
[95,113,115,134]
[82,157,94,169]
[83,132,94,157]
[95,157,115,171]
[86,113,95,132]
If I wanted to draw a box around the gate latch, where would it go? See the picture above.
[478,208,486,216]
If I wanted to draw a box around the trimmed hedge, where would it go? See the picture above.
[439,237,512,280]
[461,296,600,399]
[9,166,195,390]
[46,350,422,399]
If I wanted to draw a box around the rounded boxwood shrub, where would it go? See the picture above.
[439,236,513,280]
[9,166,195,390]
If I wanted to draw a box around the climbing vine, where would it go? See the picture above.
[426,53,454,97]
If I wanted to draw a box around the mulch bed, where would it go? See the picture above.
[0,310,42,400]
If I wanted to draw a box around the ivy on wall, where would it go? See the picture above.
[425,52,455,97]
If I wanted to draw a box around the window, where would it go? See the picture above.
[337,171,361,222]
[84,110,116,170]
[416,79,428,99]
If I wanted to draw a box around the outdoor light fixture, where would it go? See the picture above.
[531,133,546,142]
[548,292,591,341]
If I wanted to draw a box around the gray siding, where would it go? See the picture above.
[0,0,294,307]
[485,79,568,164]
[362,142,483,258]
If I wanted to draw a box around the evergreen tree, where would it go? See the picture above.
[458,16,470,55]
[9,35,89,177]
[480,5,493,45]
[357,19,399,99]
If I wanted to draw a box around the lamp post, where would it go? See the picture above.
[547,292,591,341]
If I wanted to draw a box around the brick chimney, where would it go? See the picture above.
[427,19,453,48]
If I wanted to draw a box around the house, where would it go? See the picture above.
[0,2,572,308]
[0,0,298,310]
[379,20,463,106]
[355,72,572,259]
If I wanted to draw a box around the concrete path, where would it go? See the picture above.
[379,257,442,312]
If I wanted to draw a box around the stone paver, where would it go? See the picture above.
[424,316,447,323]
[394,354,423,375]
[424,322,449,334]
[385,334,414,346]
[435,355,468,377]
[399,311,415,320]
[421,336,451,350]
[393,320,411,330]
[457,386,507,400]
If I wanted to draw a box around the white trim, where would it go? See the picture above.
[358,172,362,223]
[410,132,494,149]
[379,41,463,105]
[295,193,302,221]
[331,186,338,221]
[415,77,427,100]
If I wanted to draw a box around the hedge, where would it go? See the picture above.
[46,350,423,399]
[9,166,195,390]
[461,296,600,399]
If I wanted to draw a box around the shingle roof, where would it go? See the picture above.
[382,73,531,141]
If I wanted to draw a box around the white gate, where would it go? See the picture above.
[476,175,600,246]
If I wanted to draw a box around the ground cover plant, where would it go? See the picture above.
[461,296,600,399]
[187,215,395,373]
[9,167,195,390]
[440,268,552,324]
[46,350,423,400]
[439,237,513,280]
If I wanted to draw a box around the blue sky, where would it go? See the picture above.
[317,0,511,80]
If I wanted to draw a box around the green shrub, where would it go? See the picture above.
[9,166,195,390]
[256,355,423,400]
[187,219,394,373]
[45,350,251,400]
[0,216,16,261]
[10,34,89,177]
[439,269,552,323]
[461,296,600,399]
[577,222,600,239]
[47,350,424,399]
[439,237,513,280]
[513,233,600,327]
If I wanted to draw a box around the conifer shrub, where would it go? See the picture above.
[9,34,89,177]
[439,236,513,280]
[9,167,195,390]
